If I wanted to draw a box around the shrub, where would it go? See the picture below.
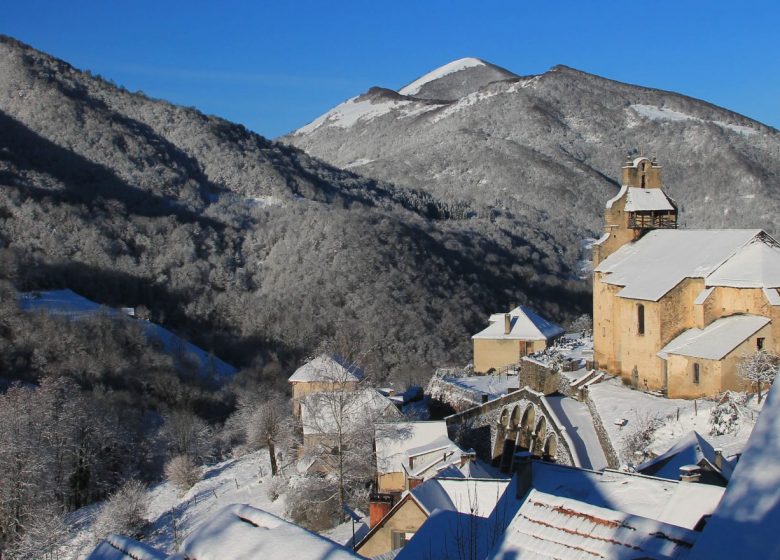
[164,454,202,492]
[91,480,148,541]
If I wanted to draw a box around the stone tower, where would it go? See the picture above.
[592,155,677,267]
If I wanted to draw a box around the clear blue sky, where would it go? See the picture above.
[4,1,779,138]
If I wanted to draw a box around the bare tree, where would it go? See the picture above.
[738,350,778,404]
[164,455,202,492]
[245,393,292,477]
[91,480,148,543]
[298,353,399,513]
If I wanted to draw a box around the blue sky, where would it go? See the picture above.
[4,1,779,138]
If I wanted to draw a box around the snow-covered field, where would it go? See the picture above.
[589,377,760,464]
[65,451,288,558]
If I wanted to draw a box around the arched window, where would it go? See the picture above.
[637,304,645,335]
[641,174,646,188]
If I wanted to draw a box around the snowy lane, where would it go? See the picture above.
[546,395,608,471]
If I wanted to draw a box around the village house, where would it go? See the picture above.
[374,421,468,495]
[288,354,364,418]
[356,476,517,558]
[472,305,564,373]
[592,155,780,398]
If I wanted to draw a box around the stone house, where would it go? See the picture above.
[471,305,564,373]
[592,156,780,398]
[288,354,363,418]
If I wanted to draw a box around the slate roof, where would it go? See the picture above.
[288,354,365,383]
[487,490,698,559]
[658,314,770,360]
[180,504,360,560]
[473,305,564,341]
[624,187,676,212]
[374,421,458,474]
[638,431,740,483]
[595,229,765,301]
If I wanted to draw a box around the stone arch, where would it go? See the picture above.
[499,408,509,427]
[532,417,547,456]
[509,405,521,429]
[517,404,536,449]
[542,434,558,461]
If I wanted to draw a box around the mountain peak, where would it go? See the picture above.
[398,57,517,101]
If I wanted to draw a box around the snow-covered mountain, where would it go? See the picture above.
[283,59,780,245]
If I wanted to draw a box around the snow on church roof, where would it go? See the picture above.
[595,229,763,301]
[706,238,780,288]
[288,354,364,383]
[658,314,769,361]
[473,305,564,341]
[624,187,675,212]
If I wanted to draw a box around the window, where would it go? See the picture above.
[757,337,765,351]
[641,174,646,188]
[693,363,700,384]
[637,304,645,336]
[392,531,415,550]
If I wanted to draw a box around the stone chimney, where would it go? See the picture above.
[713,448,724,470]
[513,451,534,498]
[679,464,702,483]
[369,494,394,528]
[504,313,512,335]
[407,477,423,490]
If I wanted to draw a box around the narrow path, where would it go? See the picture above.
[546,395,608,471]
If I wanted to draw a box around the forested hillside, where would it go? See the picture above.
[0,36,586,382]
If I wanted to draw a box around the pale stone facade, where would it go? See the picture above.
[472,306,564,373]
[592,156,780,398]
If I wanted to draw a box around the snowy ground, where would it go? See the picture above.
[588,377,761,465]
[447,373,519,399]
[546,395,608,471]
[64,450,289,558]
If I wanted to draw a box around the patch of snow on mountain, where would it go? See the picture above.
[428,78,534,124]
[297,96,438,134]
[398,57,486,96]
[344,158,375,169]
[632,104,757,136]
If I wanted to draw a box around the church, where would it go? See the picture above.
[592,156,780,398]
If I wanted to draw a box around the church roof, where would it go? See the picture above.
[595,229,766,301]
[706,238,780,288]
[473,305,564,341]
[624,187,676,211]
[658,314,770,361]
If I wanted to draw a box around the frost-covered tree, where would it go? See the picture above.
[91,480,148,542]
[737,350,778,404]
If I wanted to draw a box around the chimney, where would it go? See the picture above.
[369,494,394,528]
[504,314,512,335]
[713,448,724,470]
[513,451,533,498]
[460,450,477,467]
[679,465,702,483]
[408,477,423,490]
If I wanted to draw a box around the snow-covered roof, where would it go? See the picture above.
[288,354,364,383]
[638,431,738,482]
[87,536,168,560]
[658,314,770,361]
[473,305,564,341]
[595,229,764,301]
[375,421,454,474]
[181,504,360,560]
[624,187,676,212]
[763,287,780,306]
[487,489,699,560]
[529,462,724,530]
[410,477,516,518]
[301,388,398,436]
[398,57,486,96]
[689,380,780,559]
[693,286,714,305]
[706,238,780,288]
